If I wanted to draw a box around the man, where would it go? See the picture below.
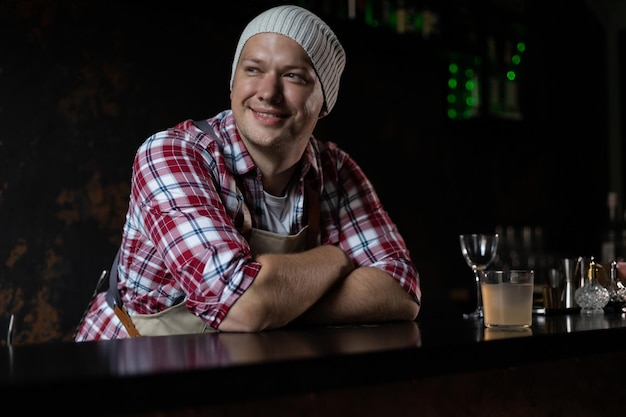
[75,5,420,341]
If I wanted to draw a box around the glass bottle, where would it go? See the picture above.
[574,256,610,315]
[606,260,626,314]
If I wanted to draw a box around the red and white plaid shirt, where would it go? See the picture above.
[75,110,420,341]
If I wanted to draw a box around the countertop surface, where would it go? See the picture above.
[2,310,626,414]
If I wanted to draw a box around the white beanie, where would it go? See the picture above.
[230,5,346,114]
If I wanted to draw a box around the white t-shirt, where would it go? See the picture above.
[262,187,295,235]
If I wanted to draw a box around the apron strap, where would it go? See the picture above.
[106,247,121,309]
[105,248,141,337]
[304,181,320,249]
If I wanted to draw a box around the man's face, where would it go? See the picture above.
[230,33,326,157]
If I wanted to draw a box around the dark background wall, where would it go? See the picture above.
[0,0,618,344]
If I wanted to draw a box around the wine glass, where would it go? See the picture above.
[459,233,499,319]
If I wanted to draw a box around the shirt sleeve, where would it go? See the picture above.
[122,125,260,328]
[316,142,421,304]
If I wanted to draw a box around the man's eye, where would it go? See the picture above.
[286,73,305,82]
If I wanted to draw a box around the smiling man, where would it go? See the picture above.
[75,5,421,341]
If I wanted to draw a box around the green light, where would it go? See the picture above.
[365,0,375,26]
[465,80,475,91]
[463,109,472,119]
[465,68,474,78]
[466,97,474,106]
[413,13,424,32]
[449,63,458,74]
[448,108,458,119]
[388,11,397,28]
[511,54,521,65]
[448,78,458,89]
[517,42,526,53]
[507,71,516,81]
[447,94,457,104]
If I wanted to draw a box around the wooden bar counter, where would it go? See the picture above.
[2,312,626,416]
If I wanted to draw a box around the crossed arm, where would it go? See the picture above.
[218,245,420,332]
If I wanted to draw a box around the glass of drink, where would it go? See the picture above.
[480,270,534,328]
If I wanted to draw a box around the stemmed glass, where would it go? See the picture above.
[459,233,499,320]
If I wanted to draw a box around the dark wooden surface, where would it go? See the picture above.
[2,312,626,415]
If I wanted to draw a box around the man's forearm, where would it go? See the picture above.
[218,245,354,332]
[296,266,420,326]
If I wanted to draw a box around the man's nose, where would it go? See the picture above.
[257,74,283,103]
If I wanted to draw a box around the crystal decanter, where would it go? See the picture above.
[575,256,610,315]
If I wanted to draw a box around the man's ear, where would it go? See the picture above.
[318,107,329,119]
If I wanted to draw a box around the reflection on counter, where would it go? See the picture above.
[574,314,610,332]
[458,312,624,342]
[98,321,422,375]
[532,312,619,334]
[484,327,532,341]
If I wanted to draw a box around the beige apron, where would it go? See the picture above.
[128,182,320,337]
[131,226,309,336]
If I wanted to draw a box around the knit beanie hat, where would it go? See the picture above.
[230,5,346,114]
